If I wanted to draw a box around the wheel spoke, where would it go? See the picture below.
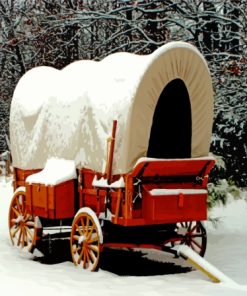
[17,228,22,246]
[25,226,34,241]
[86,225,95,240]
[22,227,28,247]
[16,198,22,214]
[72,243,78,252]
[26,221,35,227]
[191,238,202,250]
[11,206,20,218]
[78,247,85,265]
[85,250,90,267]
[85,216,90,236]
[75,223,83,236]
[180,222,184,228]
[80,217,86,234]
[20,232,24,248]
[73,245,81,254]
[83,248,87,269]
[21,228,25,247]
[88,249,96,263]
[24,214,31,222]
[87,236,99,244]
[189,241,196,251]
[11,218,17,224]
[11,225,20,238]
[15,196,26,216]
[25,227,30,246]
[188,224,197,235]
[73,235,80,241]
[88,244,99,253]
[23,226,28,243]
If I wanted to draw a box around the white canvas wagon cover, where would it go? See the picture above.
[10,41,213,174]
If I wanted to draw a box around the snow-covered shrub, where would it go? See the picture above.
[207,154,241,210]
[207,179,241,210]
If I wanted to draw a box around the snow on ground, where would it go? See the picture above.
[0,176,247,296]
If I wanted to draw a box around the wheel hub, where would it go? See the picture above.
[78,235,86,244]
[15,215,24,225]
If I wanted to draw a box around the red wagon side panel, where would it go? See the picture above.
[13,168,42,190]
[142,187,207,222]
[26,180,75,219]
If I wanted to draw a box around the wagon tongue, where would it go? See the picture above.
[174,245,236,284]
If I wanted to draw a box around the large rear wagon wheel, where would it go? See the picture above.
[70,208,102,271]
[175,221,207,257]
[8,188,37,252]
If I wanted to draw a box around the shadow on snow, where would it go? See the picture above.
[33,239,192,276]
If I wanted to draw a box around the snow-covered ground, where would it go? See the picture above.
[0,176,246,296]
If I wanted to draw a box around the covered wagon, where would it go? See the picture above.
[9,41,215,271]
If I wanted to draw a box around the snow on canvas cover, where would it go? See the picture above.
[10,41,213,174]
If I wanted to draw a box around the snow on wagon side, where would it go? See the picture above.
[8,41,215,271]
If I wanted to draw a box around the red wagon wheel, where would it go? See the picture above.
[8,188,37,252]
[70,208,102,271]
[163,221,207,257]
[175,221,207,257]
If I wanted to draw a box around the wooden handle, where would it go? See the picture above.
[106,120,117,184]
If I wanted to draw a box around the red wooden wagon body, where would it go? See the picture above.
[8,41,215,271]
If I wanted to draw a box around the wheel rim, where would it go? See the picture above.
[8,190,37,252]
[70,211,100,271]
[176,221,207,257]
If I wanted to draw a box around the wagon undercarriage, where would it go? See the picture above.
[31,219,206,253]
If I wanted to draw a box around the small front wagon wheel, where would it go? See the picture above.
[70,208,102,271]
[8,188,37,252]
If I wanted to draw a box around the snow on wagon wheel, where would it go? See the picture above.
[175,221,207,257]
[8,188,37,252]
[70,207,103,271]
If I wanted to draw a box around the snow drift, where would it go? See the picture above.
[10,41,213,174]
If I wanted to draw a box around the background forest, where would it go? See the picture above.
[0,0,246,195]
